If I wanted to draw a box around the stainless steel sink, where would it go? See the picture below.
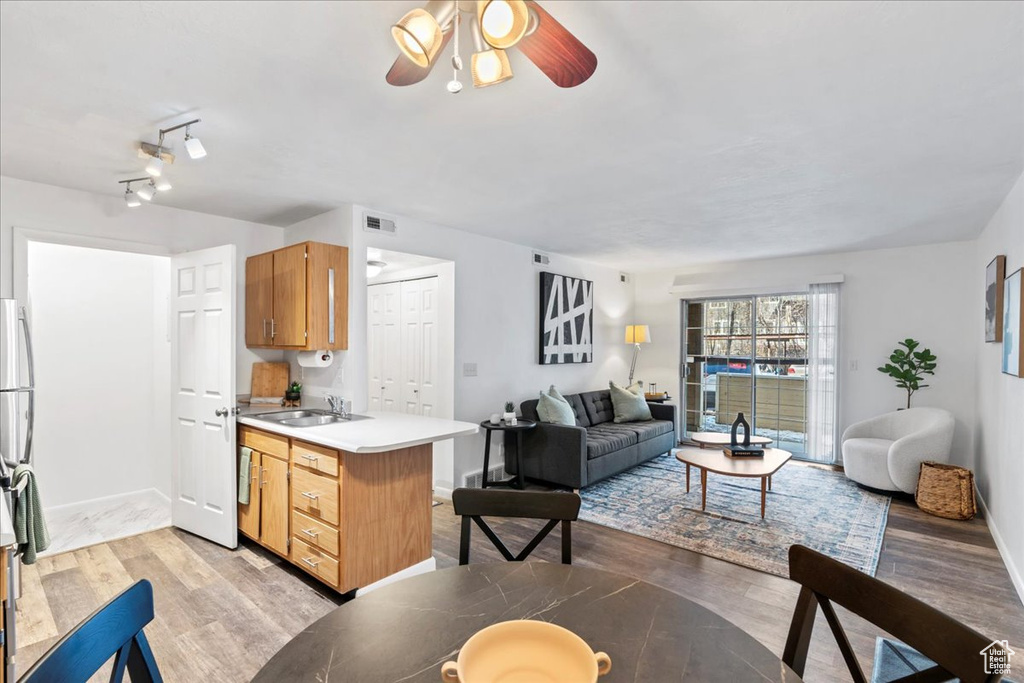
[252,409,332,422]
[249,409,371,427]
[280,415,343,427]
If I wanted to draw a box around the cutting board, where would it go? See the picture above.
[251,362,289,400]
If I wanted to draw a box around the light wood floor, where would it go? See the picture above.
[16,497,1024,682]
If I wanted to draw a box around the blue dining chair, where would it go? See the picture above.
[19,579,162,683]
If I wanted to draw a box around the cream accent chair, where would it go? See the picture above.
[841,408,955,494]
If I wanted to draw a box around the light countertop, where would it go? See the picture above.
[236,405,479,453]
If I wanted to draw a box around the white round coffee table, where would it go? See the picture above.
[675,446,792,519]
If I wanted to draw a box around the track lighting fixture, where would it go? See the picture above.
[184,124,206,159]
[124,188,141,208]
[145,153,164,177]
[136,180,156,201]
[119,175,167,207]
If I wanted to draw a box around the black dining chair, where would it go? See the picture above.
[20,579,163,683]
[783,544,1005,683]
[451,488,582,565]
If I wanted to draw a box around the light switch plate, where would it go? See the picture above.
[463,363,478,377]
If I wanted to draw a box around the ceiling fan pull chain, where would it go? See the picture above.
[447,3,463,93]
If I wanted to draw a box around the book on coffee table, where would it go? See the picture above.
[724,446,765,457]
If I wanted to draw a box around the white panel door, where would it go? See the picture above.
[400,279,423,414]
[368,282,401,412]
[170,245,237,549]
[412,278,439,417]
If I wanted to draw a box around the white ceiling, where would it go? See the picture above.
[1,1,1021,270]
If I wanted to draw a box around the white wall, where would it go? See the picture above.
[972,173,1024,600]
[26,242,170,507]
[281,205,635,486]
[0,176,286,394]
[633,241,978,462]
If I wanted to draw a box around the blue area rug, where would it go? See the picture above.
[579,452,891,577]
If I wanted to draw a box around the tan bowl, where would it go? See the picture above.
[441,620,611,683]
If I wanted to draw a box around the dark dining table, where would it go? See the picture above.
[253,562,800,682]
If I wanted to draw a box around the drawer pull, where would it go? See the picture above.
[301,453,319,464]
[301,528,319,538]
[300,491,320,500]
[301,556,320,569]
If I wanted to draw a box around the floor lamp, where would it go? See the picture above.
[625,325,650,385]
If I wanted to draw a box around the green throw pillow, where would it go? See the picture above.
[609,380,652,423]
[536,386,575,426]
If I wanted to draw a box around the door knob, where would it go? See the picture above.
[215,407,229,417]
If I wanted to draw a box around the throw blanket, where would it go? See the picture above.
[238,447,253,505]
[13,464,50,564]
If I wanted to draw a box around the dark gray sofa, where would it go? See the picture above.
[503,390,677,489]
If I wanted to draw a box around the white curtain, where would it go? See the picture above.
[806,282,840,463]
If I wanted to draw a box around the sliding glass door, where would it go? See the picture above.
[682,294,829,460]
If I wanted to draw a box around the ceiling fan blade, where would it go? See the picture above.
[517,1,597,88]
[385,30,454,86]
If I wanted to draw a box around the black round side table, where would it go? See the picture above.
[478,419,537,489]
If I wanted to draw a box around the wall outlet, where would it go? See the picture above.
[463,362,478,377]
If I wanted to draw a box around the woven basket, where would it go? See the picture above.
[915,461,976,520]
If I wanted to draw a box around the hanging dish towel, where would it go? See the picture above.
[238,447,253,505]
[13,464,50,565]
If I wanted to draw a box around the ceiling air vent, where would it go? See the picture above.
[362,212,397,235]
[532,251,550,266]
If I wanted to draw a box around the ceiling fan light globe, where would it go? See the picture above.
[478,0,529,49]
[392,9,443,67]
[367,260,387,278]
[471,48,513,87]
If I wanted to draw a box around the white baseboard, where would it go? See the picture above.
[432,485,453,500]
[44,487,169,514]
[976,488,1024,607]
[355,557,436,597]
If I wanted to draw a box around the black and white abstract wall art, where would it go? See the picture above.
[539,272,593,364]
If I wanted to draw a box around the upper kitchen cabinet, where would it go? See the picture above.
[245,241,348,350]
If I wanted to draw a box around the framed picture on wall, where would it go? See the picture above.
[539,272,593,364]
[1003,267,1023,377]
[985,255,1006,342]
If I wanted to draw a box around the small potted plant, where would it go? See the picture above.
[503,401,516,425]
[285,381,302,407]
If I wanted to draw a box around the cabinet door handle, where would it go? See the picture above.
[301,556,320,569]
[262,318,268,339]
[259,467,267,488]
[250,463,259,484]
[301,528,319,538]
[300,491,319,500]
[270,318,276,338]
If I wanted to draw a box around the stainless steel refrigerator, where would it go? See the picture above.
[0,298,32,681]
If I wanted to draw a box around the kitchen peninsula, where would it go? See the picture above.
[236,408,478,594]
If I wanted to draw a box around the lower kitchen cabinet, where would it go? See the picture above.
[237,424,432,593]
[238,427,290,558]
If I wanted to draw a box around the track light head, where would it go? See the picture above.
[136,181,156,201]
[145,152,164,177]
[124,187,141,208]
[184,125,206,159]
[155,177,172,192]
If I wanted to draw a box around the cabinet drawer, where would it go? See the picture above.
[291,537,339,587]
[291,440,340,477]
[291,467,340,526]
[291,509,340,557]
[239,426,289,460]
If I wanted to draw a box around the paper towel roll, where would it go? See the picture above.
[297,350,334,368]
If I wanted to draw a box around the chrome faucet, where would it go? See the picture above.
[326,394,349,418]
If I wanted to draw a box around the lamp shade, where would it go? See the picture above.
[392,1,456,68]
[471,48,513,87]
[625,325,651,344]
[477,0,530,50]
